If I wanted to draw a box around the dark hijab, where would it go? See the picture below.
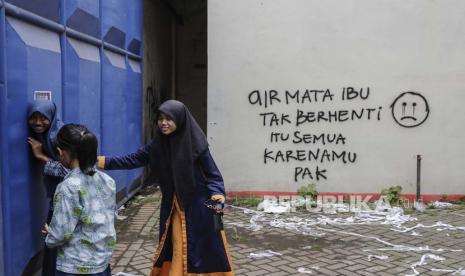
[28,101,64,160]
[150,100,208,209]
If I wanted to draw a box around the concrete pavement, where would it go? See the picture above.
[111,187,465,275]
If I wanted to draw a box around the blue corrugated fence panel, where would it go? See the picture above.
[102,0,127,49]
[0,1,144,273]
[102,49,128,195]
[64,37,101,142]
[0,4,6,276]
[125,58,143,190]
[5,16,61,276]
[65,0,100,38]
[0,80,4,276]
[126,0,142,55]
[6,0,60,22]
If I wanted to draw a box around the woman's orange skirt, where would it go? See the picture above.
[151,197,234,276]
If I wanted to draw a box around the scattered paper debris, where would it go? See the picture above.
[231,203,418,239]
[393,221,465,233]
[249,250,282,258]
[113,272,139,276]
[229,203,464,264]
[431,267,465,275]
[115,211,128,220]
[413,201,426,212]
[433,201,453,209]
[406,254,445,276]
[297,267,313,274]
[257,198,291,213]
[367,255,388,261]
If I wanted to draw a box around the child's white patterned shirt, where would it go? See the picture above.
[46,168,116,274]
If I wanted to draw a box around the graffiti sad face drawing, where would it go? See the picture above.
[390,91,430,128]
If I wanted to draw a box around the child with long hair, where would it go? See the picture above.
[43,124,116,276]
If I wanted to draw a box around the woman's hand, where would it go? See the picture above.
[97,156,105,170]
[211,194,225,204]
[27,137,49,162]
[41,223,49,237]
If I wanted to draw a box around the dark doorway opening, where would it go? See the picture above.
[143,0,207,141]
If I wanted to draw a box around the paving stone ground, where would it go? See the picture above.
[111,187,465,276]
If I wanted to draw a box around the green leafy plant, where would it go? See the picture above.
[448,196,465,205]
[230,194,262,207]
[297,183,318,200]
[381,185,406,206]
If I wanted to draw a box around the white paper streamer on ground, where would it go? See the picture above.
[230,204,464,253]
[392,221,465,233]
[115,211,128,220]
[257,198,291,213]
[431,267,465,275]
[248,212,462,253]
[297,267,313,274]
[254,200,416,226]
[367,255,388,261]
[115,204,127,220]
[230,204,465,275]
[413,201,426,212]
[230,203,418,237]
[113,272,139,276]
[405,254,445,276]
[434,221,465,231]
[316,226,458,253]
[226,206,264,231]
[249,250,282,258]
[433,201,453,209]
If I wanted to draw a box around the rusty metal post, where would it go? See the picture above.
[416,155,422,201]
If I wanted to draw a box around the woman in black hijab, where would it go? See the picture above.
[28,100,65,276]
[99,100,234,275]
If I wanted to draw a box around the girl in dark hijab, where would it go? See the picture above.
[27,100,66,276]
[28,101,63,159]
[99,100,234,275]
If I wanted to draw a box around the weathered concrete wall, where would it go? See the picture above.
[208,0,465,195]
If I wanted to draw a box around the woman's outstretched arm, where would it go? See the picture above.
[99,140,153,170]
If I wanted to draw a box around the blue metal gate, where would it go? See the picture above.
[0,0,143,275]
